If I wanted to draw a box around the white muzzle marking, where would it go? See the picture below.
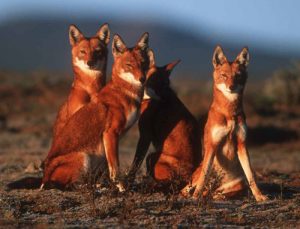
[119,70,142,87]
[74,57,104,77]
[143,88,160,100]
[216,83,243,101]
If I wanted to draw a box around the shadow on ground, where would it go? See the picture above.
[247,125,298,146]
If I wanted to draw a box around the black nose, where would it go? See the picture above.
[229,85,236,91]
[140,76,146,84]
[87,60,95,67]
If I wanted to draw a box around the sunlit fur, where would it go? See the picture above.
[119,69,143,87]
[73,57,106,78]
[181,46,267,202]
[52,23,110,139]
[42,33,149,191]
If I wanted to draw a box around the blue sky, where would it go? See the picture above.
[1,0,300,55]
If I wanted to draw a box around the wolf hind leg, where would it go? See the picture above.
[214,177,246,199]
[42,152,89,189]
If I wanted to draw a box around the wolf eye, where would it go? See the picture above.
[236,74,242,80]
[125,63,133,69]
[235,71,242,79]
[221,73,227,80]
[80,50,86,54]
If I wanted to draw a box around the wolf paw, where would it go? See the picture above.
[256,194,269,202]
[116,182,126,193]
[180,185,193,197]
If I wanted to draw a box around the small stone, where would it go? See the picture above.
[276,213,285,221]
[24,160,42,173]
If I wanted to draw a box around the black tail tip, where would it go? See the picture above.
[6,176,43,190]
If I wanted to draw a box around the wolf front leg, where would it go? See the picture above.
[181,136,218,199]
[190,143,217,199]
[103,130,125,192]
[127,133,151,183]
[237,127,268,201]
[180,162,203,197]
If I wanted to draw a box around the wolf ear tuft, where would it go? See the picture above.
[235,47,250,67]
[97,23,110,45]
[69,25,84,46]
[165,60,181,75]
[148,49,156,68]
[112,34,127,56]
[212,45,227,68]
[136,32,149,50]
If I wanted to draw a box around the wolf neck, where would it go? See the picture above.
[212,85,244,117]
[72,58,107,91]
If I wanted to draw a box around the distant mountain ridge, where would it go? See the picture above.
[0,16,299,80]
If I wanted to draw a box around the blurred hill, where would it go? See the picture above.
[0,16,299,80]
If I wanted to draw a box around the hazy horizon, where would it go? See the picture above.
[1,0,299,56]
[0,0,299,79]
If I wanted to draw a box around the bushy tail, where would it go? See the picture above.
[6,176,42,190]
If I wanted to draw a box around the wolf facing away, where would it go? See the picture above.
[41,33,150,191]
[127,51,202,189]
[181,46,268,202]
[53,23,110,139]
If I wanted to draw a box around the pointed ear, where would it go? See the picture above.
[136,32,149,50]
[69,25,84,46]
[96,23,110,45]
[112,34,127,57]
[148,49,156,68]
[235,47,249,67]
[165,59,181,74]
[212,45,227,68]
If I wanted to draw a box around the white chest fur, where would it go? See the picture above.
[211,120,247,143]
[211,120,235,143]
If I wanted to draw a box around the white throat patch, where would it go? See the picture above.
[74,57,105,77]
[216,83,243,101]
[119,69,142,87]
[143,88,160,100]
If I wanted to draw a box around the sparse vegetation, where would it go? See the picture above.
[264,62,300,106]
[0,70,299,227]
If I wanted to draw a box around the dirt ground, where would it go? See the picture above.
[0,72,300,227]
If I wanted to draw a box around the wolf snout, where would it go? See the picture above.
[140,75,146,84]
[87,60,96,68]
[229,85,236,91]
